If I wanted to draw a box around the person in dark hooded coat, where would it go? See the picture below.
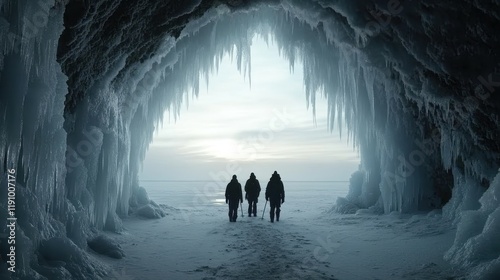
[225,174,243,222]
[244,172,261,217]
[265,171,285,223]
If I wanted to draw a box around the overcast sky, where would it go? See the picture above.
[139,36,360,182]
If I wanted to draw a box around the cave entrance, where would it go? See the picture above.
[139,35,359,211]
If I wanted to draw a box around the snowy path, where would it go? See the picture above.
[100,205,457,280]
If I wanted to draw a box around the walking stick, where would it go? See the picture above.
[261,200,268,220]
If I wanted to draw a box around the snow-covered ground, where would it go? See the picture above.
[97,182,458,280]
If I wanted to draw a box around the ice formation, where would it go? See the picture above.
[0,0,499,279]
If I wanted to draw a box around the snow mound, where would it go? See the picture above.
[355,206,384,215]
[88,235,125,259]
[129,186,167,219]
[136,204,167,219]
[132,187,150,206]
[38,237,108,280]
[333,197,360,214]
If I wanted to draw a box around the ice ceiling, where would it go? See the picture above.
[1,0,499,279]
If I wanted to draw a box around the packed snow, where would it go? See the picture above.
[99,181,457,280]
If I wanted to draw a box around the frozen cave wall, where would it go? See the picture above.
[1,0,499,279]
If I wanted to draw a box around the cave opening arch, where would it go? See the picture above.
[110,3,448,220]
[58,0,490,242]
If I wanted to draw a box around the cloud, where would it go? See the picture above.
[140,36,360,181]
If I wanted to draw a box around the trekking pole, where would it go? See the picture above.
[261,200,268,220]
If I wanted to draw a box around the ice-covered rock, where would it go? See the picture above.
[38,237,108,279]
[88,235,125,259]
[135,204,167,219]
[334,197,360,214]
[445,171,500,279]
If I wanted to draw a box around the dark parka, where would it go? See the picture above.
[265,173,285,203]
[225,177,243,203]
[244,173,261,201]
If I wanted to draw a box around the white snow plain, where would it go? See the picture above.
[98,181,457,280]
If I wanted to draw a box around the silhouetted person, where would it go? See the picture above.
[265,171,285,223]
[225,174,243,222]
[244,172,261,217]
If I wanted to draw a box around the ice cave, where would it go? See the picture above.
[0,0,499,279]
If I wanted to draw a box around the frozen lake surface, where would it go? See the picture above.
[99,181,457,280]
[143,180,349,217]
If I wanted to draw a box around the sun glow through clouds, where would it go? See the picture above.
[141,35,360,181]
[202,138,239,160]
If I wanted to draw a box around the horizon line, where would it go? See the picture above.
[139,179,349,183]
